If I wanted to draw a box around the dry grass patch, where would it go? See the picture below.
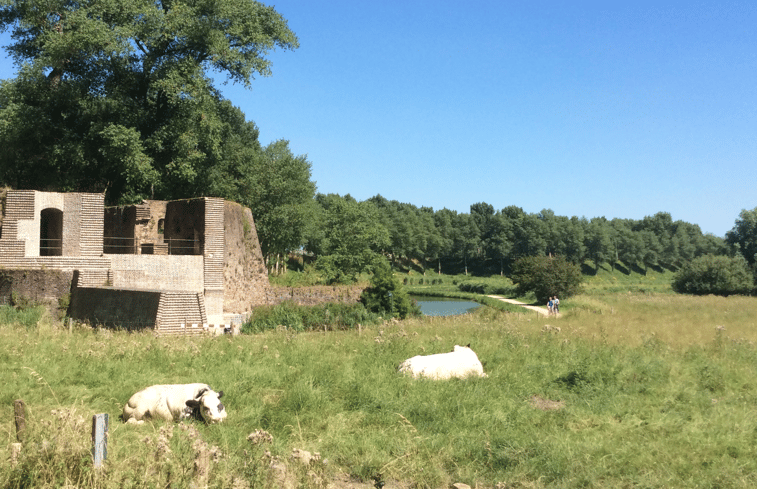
[539,292,757,348]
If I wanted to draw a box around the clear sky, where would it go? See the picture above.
[1,1,755,236]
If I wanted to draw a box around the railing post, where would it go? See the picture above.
[14,399,26,442]
[92,413,109,469]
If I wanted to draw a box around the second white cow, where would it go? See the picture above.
[398,344,487,380]
[123,383,227,424]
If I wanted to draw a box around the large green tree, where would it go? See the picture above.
[726,208,757,267]
[511,255,583,303]
[308,194,390,284]
[247,139,316,271]
[0,0,298,203]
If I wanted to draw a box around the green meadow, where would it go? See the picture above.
[2,273,757,488]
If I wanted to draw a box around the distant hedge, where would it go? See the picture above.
[457,281,512,295]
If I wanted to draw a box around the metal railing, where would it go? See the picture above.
[39,238,62,256]
[102,237,202,255]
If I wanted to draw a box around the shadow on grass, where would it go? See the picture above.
[581,263,598,275]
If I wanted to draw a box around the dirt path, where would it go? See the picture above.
[486,295,557,317]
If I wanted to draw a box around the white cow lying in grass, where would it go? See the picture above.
[123,383,227,424]
[398,344,487,380]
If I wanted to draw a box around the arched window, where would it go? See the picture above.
[40,208,63,256]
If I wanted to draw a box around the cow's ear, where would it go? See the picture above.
[466,343,471,348]
[216,391,224,399]
[186,399,200,408]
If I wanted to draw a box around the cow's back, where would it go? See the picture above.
[123,383,211,422]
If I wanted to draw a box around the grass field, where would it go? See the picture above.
[2,275,757,488]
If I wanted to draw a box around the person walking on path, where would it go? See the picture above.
[553,296,560,314]
[547,297,554,315]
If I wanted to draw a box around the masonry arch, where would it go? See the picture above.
[40,208,63,256]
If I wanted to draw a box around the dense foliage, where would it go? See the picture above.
[241,301,380,333]
[360,258,420,319]
[303,195,729,281]
[308,194,390,283]
[672,254,754,296]
[511,255,583,302]
[726,207,757,278]
[0,0,298,200]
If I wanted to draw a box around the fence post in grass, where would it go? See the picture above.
[91,413,109,469]
[14,399,26,442]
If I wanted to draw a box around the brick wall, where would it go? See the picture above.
[0,269,75,307]
[222,202,270,315]
[204,198,225,322]
[69,287,162,331]
[156,291,208,335]
[68,287,209,336]
[108,255,204,291]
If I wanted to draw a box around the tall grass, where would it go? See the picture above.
[2,293,757,488]
[0,304,45,329]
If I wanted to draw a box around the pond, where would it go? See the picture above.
[410,296,481,316]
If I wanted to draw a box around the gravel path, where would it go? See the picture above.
[486,295,557,317]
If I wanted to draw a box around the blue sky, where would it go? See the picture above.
[1,1,755,236]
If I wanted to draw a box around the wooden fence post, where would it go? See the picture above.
[14,399,26,442]
[91,413,109,469]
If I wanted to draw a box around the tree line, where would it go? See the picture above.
[298,193,735,282]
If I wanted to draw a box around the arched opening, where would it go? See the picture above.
[40,208,63,256]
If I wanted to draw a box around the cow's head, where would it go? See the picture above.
[186,388,227,424]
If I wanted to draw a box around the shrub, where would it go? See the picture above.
[0,304,44,329]
[360,258,420,319]
[456,279,514,296]
[242,302,380,334]
[511,255,583,303]
[672,254,754,296]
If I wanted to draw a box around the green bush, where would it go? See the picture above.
[360,259,420,319]
[242,302,380,334]
[672,254,754,296]
[511,255,583,303]
[0,304,44,329]
[457,281,512,295]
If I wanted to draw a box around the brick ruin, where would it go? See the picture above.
[0,190,269,335]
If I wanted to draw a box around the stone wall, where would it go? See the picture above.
[0,269,74,307]
[108,254,204,292]
[69,287,162,330]
[267,286,364,306]
[68,287,209,335]
[223,201,270,314]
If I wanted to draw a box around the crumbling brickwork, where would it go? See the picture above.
[223,201,270,314]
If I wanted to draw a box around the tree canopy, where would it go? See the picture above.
[0,0,299,203]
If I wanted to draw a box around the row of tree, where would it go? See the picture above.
[298,193,735,281]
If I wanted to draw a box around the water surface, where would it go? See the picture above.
[411,296,481,316]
